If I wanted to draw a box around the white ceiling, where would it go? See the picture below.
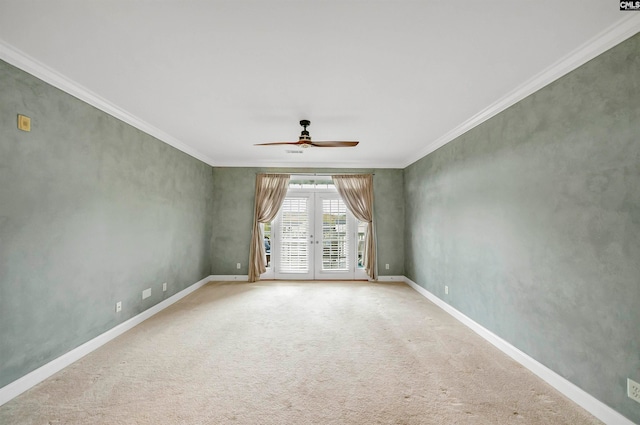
[0,1,637,168]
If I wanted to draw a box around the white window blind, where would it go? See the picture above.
[321,199,349,271]
[279,197,309,273]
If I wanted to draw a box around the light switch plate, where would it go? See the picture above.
[18,114,31,132]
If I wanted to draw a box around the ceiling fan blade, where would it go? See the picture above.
[254,141,300,146]
[255,121,359,148]
[309,141,359,147]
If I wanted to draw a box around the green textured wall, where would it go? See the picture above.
[0,60,214,388]
[404,34,640,423]
[211,167,404,276]
[373,168,405,276]
[211,167,256,275]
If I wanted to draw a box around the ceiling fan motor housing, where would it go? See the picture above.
[299,131,311,141]
[299,119,312,144]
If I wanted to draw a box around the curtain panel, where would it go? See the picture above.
[248,174,290,282]
[332,174,377,280]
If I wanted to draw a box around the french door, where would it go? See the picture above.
[271,191,366,280]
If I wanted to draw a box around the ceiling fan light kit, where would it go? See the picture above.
[255,120,359,149]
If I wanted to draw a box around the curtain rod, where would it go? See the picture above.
[259,172,374,176]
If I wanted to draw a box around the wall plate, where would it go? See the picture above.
[17,114,31,132]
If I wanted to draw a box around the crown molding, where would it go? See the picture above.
[3,13,638,172]
[216,158,406,169]
[403,14,640,169]
[0,40,217,167]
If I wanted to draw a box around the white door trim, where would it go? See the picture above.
[272,188,367,280]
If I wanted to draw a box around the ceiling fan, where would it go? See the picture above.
[254,120,359,148]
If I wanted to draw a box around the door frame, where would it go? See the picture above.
[269,187,367,280]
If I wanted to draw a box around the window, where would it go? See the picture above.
[321,198,349,270]
[356,220,367,269]
[288,175,335,190]
[263,221,272,268]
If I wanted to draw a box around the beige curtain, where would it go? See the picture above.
[332,174,377,280]
[248,174,290,282]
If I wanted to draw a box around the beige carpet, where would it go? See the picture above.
[0,281,602,424]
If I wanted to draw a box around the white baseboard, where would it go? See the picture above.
[0,275,213,407]
[376,275,405,282]
[403,277,635,425]
[210,275,248,281]
[3,274,632,424]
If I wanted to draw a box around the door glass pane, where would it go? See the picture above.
[321,199,349,271]
[279,198,309,273]
[263,222,272,268]
[357,220,366,269]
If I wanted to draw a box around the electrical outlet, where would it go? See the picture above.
[385,263,389,270]
[115,301,122,312]
[445,285,449,295]
[162,282,167,292]
[629,378,640,403]
[236,263,241,269]
[142,288,151,299]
